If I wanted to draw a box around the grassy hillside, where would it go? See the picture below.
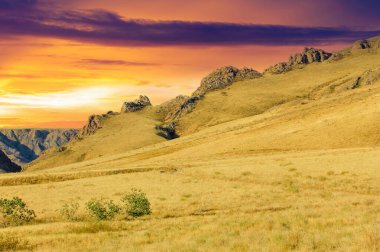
[27,108,166,171]
[1,39,379,251]
[176,49,380,135]
[28,44,380,171]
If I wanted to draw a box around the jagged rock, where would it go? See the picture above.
[79,112,117,137]
[0,129,78,164]
[192,66,239,97]
[156,95,190,122]
[192,66,261,97]
[155,67,261,136]
[121,95,152,113]
[351,77,361,89]
[235,67,262,81]
[290,48,332,65]
[0,150,21,173]
[352,39,371,50]
[265,62,292,74]
[155,123,178,140]
[351,37,380,51]
[265,48,332,74]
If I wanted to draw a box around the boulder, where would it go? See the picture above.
[193,66,261,97]
[156,95,190,122]
[121,95,152,113]
[155,123,178,140]
[265,48,332,74]
[352,39,371,50]
[265,62,291,74]
[79,111,118,137]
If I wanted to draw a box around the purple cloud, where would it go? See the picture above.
[0,2,379,47]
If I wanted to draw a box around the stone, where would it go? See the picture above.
[193,66,261,97]
[352,39,371,50]
[79,114,111,137]
[121,95,152,113]
[155,123,178,140]
[264,48,332,74]
[351,77,361,89]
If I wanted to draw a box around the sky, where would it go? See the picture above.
[0,0,379,128]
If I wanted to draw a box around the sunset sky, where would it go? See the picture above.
[1,0,380,128]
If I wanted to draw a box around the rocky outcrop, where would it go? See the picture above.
[156,95,190,122]
[0,129,78,165]
[265,47,332,74]
[351,37,380,51]
[0,150,21,173]
[121,95,152,113]
[79,96,151,138]
[155,124,178,140]
[352,39,371,50]
[265,62,292,74]
[79,111,117,137]
[192,66,261,97]
[155,67,261,138]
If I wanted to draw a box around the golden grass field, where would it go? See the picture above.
[0,45,379,251]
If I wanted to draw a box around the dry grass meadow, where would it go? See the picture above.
[0,45,380,251]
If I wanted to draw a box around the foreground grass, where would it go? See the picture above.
[0,148,379,251]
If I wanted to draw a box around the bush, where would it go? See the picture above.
[0,197,36,226]
[121,189,151,217]
[85,198,120,220]
[59,200,80,221]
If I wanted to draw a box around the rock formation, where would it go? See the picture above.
[0,129,78,165]
[0,149,22,173]
[121,95,152,113]
[265,47,332,74]
[79,111,117,137]
[193,66,261,97]
[154,67,261,138]
[351,37,380,51]
[352,39,372,50]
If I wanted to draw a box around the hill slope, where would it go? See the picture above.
[27,36,380,171]
[1,37,379,251]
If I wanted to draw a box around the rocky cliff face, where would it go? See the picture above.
[265,48,332,74]
[0,129,78,165]
[0,150,21,173]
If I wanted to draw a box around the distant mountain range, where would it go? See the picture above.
[0,149,21,173]
[0,129,78,165]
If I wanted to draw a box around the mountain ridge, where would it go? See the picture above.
[26,35,380,171]
[0,129,78,165]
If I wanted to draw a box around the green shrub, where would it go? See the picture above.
[0,197,36,226]
[85,198,120,220]
[59,200,80,221]
[121,189,151,217]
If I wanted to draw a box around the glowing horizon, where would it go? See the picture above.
[0,0,379,128]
